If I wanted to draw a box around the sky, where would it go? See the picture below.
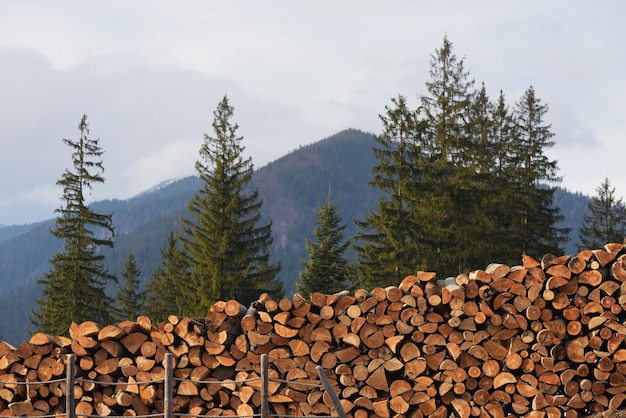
[1,1,625,225]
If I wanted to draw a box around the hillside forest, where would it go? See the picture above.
[1,37,625,345]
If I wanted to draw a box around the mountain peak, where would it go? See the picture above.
[134,178,182,198]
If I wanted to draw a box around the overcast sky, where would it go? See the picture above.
[1,1,624,225]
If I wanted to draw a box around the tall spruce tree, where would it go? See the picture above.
[298,189,351,298]
[487,90,524,265]
[414,36,476,276]
[144,232,188,322]
[462,83,504,268]
[578,178,626,250]
[32,115,116,336]
[509,86,569,257]
[354,95,424,288]
[116,252,144,321]
[180,95,282,314]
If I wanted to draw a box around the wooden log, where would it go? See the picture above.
[452,398,471,418]
[612,254,626,282]
[579,270,603,287]
[594,249,617,267]
[13,255,626,418]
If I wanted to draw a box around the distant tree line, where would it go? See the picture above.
[31,37,626,336]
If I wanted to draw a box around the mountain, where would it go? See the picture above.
[0,129,589,345]
[0,222,42,244]
[0,129,380,344]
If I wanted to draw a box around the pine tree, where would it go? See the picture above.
[354,95,424,288]
[578,178,626,250]
[488,90,524,265]
[181,95,282,314]
[414,36,476,276]
[144,231,188,322]
[298,189,351,298]
[508,86,569,257]
[462,83,503,268]
[116,252,144,321]
[32,115,116,336]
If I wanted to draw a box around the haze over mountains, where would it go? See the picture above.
[0,129,589,345]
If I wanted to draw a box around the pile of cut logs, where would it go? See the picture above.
[2,243,626,418]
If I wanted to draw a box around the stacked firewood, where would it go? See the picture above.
[2,243,626,418]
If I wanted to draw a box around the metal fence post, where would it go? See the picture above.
[260,354,269,418]
[66,354,75,418]
[164,353,173,418]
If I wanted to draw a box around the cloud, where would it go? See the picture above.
[1,1,626,224]
[548,103,601,150]
[0,184,59,225]
[0,47,328,224]
[120,139,199,196]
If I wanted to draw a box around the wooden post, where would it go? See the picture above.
[66,354,75,418]
[164,353,173,418]
[260,354,269,418]
[316,365,346,418]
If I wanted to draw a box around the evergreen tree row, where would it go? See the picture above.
[354,37,571,288]
[33,97,284,334]
[31,37,626,336]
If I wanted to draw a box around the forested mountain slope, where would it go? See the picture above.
[0,129,586,344]
[0,129,378,343]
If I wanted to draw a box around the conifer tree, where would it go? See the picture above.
[354,95,424,288]
[414,36,476,276]
[32,115,116,336]
[144,231,188,322]
[181,95,282,314]
[116,252,144,321]
[508,86,569,257]
[490,91,518,175]
[578,178,626,250]
[487,90,524,264]
[298,189,351,298]
[462,83,503,268]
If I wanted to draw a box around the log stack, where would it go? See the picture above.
[2,243,626,417]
